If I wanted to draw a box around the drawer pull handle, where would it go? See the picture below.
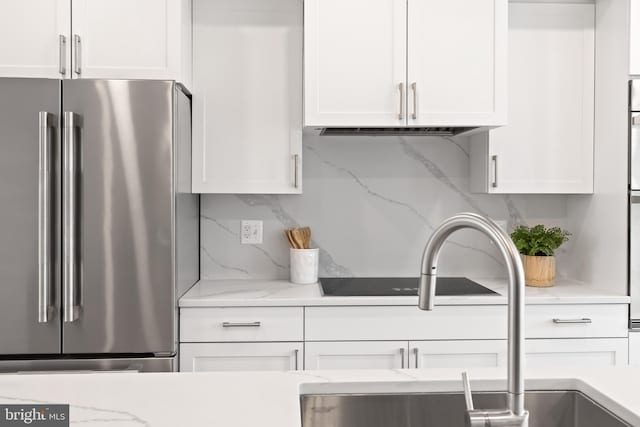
[400,348,405,369]
[552,318,592,324]
[222,321,261,328]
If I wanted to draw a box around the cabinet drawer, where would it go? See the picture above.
[305,306,507,341]
[180,307,303,342]
[526,305,628,338]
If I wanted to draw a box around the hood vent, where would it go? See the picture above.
[319,127,476,137]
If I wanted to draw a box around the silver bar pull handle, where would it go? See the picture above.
[398,82,404,120]
[491,155,498,188]
[221,321,261,328]
[293,154,300,189]
[58,35,66,76]
[73,35,81,75]
[63,112,81,323]
[411,82,417,120]
[413,347,419,369]
[294,349,299,370]
[552,318,592,324]
[38,112,54,323]
[400,347,405,368]
[462,372,475,411]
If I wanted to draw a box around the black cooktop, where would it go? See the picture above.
[319,277,498,297]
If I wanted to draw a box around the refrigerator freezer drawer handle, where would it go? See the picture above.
[38,112,55,323]
[63,112,81,323]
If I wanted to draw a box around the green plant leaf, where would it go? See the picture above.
[509,224,570,256]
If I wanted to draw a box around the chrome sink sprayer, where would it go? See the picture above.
[418,213,529,427]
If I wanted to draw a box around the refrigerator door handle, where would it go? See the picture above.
[63,112,81,323]
[38,112,55,323]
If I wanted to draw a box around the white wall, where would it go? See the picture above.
[564,0,629,294]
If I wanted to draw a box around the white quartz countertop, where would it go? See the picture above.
[179,278,630,307]
[1,367,640,426]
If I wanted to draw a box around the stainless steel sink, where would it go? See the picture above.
[301,391,630,427]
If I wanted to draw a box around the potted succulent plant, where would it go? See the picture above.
[510,225,571,287]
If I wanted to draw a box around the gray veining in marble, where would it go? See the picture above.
[200,134,569,280]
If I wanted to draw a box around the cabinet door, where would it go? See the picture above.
[471,3,595,194]
[304,0,407,127]
[525,339,628,368]
[0,0,70,78]
[192,0,302,194]
[71,0,190,82]
[407,0,506,126]
[305,341,408,370]
[179,342,303,372]
[409,340,506,369]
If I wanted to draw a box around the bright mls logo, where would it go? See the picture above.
[0,405,68,426]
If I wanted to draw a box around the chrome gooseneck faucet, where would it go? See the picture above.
[418,213,529,427]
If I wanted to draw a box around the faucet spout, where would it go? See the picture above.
[418,213,528,423]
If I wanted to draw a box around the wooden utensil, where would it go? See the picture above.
[285,227,312,249]
[299,227,311,249]
[285,229,297,249]
[291,228,305,249]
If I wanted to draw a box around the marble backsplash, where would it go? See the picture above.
[200,134,571,280]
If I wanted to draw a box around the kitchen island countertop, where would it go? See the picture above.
[1,367,640,426]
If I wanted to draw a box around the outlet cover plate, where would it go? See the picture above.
[241,220,263,244]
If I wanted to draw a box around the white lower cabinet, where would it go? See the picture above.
[305,341,408,370]
[409,340,506,369]
[179,303,629,372]
[180,342,303,372]
[525,339,628,368]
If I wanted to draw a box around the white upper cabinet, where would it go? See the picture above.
[71,0,191,84]
[303,0,506,128]
[0,0,70,78]
[192,0,302,194]
[470,2,595,194]
[407,0,507,127]
[0,0,191,84]
[303,0,407,127]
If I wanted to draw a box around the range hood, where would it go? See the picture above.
[319,127,477,137]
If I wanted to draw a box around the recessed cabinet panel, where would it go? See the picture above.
[525,339,628,368]
[407,0,507,126]
[180,342,302,372]
[0,0,70,78]
[305,341,408,370]
[470,2,595,194]
[71,0,189,82]
[409,340,507,369]
[304,0,407,127]
[192,0,302,193]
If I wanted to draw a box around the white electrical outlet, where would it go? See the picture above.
[241,220,263,244]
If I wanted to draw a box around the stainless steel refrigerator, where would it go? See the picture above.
[0,78,198,372]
